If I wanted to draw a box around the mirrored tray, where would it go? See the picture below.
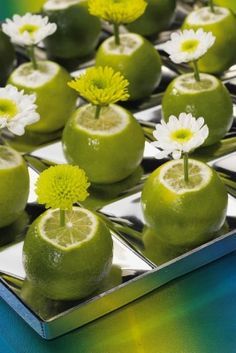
[1,0,236,340]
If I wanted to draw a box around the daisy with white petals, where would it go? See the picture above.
[152,113,209,182]
[160,29,215,81]
[2,13,57,70]
[0,85,40,136]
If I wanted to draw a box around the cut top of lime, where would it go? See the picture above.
[39,207,98,250]
[186,6,229,25]
[43,0,84,11]
[0,146,23,169]
[160,159,212,194]
[174,73,219,94]
[75,104,129,135]
[103,33,143,56]
[10,61,59,89]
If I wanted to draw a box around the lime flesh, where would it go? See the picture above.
[162,73,233,146]
[8,61,77,133]
[0,146,29,228]
[96,33,162,101]
[183,6,236,73]
[63,104,145,184]
[23,207,113,301]
[141,159,228,247]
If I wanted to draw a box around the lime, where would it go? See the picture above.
[0,146,29,228]
[141,159,228,247]
[8,61,77,134]
[43,0,101,60]
[0,30,16,85]
[162,73,233,146]
[63,104,145,184]
[182,6,236,73]
[23,207,113,301]
[126,0,176,37]
[214,0,236,13]
[96,33,162,101]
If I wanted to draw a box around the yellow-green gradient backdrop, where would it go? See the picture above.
[0,0,45,19]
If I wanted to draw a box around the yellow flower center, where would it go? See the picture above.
[171,128,193,143]
[0,99,18,119]
[181,39,199,53]
[19,24,39,35]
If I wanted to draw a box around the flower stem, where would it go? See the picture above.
[113,23,120,46]
[183,153,189,184]
[193,60,200,82]
[60,209,66,227]
[27,45,38,70]
[95,105,102,119]
[209,0,215,13]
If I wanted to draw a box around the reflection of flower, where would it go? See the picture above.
[88,0,147,24]
[160,29,215,64]
[36,165,90,210]
[2,13,57,46]
[0,85,39,136]
[152,113,209,159]
[68,66,129,106]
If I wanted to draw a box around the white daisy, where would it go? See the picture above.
[152,113,209,160]
[0,85,40,136]
[2,13,57,47]
[159,29,215,64]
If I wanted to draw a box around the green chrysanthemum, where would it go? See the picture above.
[68,66,129,106]
[36,165,90,211]
[88,0,147,24]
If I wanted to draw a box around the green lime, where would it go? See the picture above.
[141,159,228,247]
[126,0,176,37]
[0,30,16,85]
[214,0,236,13]
[8,61,77,134]
[0,146,29,228]
[162,73,233,146]
[43,0,101,60]
[23,207,113,301]
[63,104,145,184]
[182,6,236,73]
[96,33,162,101]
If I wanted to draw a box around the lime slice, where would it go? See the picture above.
[103,34,143,56]
[0,145,23,169]
[182,6,236,73]
[0,146,29,228]
[8,61,77,133]
[174,73,218,94]
[162,73,233,146]
[160,159,211,194]
[23,207,113,300]
[63,104,145,184]
[75,104,129,135]
[214,0,236,13]
[187,6,229,25]
[10,61,59,89]
[40,207,97,249]
[141,159,228,247]
[96,33,162,100]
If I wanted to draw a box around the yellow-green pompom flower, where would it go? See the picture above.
[36,165,90,211]
[68,66,129,118]
[88,0,147,24]
[88,0,147,45]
